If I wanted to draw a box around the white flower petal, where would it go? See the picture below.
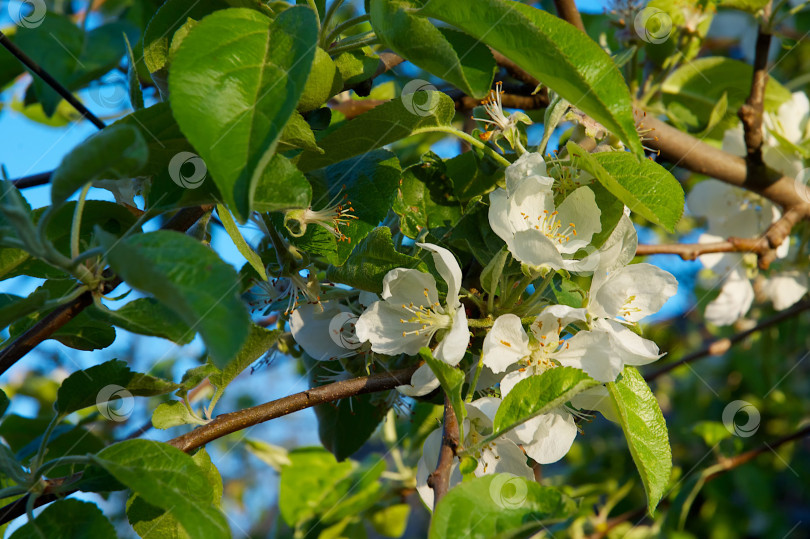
[290,302,352,361]
[355,301,430,356]
[556,186,601,253]
[570,386,619,423]
[482,314,530,373]
[530,305,587,342]
[555,330,624,382]
[505,152,550,195]
[592,263,678,322]
[467,396,501,425]
[381,268,438,306]
[396,363,441,397]
[762,271,809,310]
[511,229,566,269]
[519,408,578,464]
[704,270,754,326]
[434,306,469,366]
[500,369,529,398]
[488,189,514,246]
[417,243,463,310]
[592,318,663,366]
[477,440,534,478]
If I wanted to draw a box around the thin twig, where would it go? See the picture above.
[646,298,810,381]
[553,0,585,31]
[0,206,212,376]
[738,1,773,166]
[0,365,418,524]
[11,172,51,189]
[0,31,105,130]
[427,394,460,510]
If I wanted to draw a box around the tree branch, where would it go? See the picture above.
[738,1,773,166]
[0,365,418,525]
[646,298,810,382]
[553,0,585,32]
[427,393,460,509]
[0,206,212,376]
[11,172,51,189]
[0,31,105,130]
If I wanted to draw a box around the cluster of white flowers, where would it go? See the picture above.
[281,151,677,509]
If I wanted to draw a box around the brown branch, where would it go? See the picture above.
[0,31,105,130]
[0,205,212,376]
[646,298,810,382]
[11,172,51,189]
[0,366,418,525]
[452,88,549,111]
[426,394,460,509]
[635,238,769,262]
[168,365,418,452]
[553,0,585,32]
[738,1,773,166]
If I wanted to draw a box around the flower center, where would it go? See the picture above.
[399,289,451,337]
[285,192,358,242]
[618,295,643,319]
[521,210,578,246]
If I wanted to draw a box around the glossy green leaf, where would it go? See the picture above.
[100,230,251,367]
[279,111,324,153]
[0,291,48,330]
[252,154,313,213]
[411,0,644,156]
[51,124,148,206]
[55,359,179,416]
[326,227,425,293]
[607,366,672,515]
[370,0,495,98]
[494,367,598,434]
[170,6,318,221]
[567,142,684,231]
[430,474,576,539]
[333,48,379,87]
[295,91,455,172]
[92,440,229,539]
[209,325,280,390]
[123,33,143,110]
[152,400,204,429]
[90,298,194,345]
[10,499,116,539]
[217,204,267,280]
[420,347,466,432]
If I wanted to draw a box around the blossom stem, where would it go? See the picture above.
[466,355,484,403]
[323,14,370,48]
[411,126,512,168]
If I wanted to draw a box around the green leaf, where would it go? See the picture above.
[209,325,280,390]
[217,204,267,280]
[252,154,313,213]
[411,0,644,156]
[370,0,495,98]
[692,421,733,446]
[420,347,466,433]
[100,230,251,367]
[152,400,205,429]
[480,247,509,296]
[90,298,194,345]
[279,111,324,153]
[430,474,575,539]
[0,389,8,419]
[717,0,769,10]
[567,142,684,231]
[51,124,148,206]
[661,57,792,128]
[392,154,462,238]
[494,367,598,434]
[607,366,672,516]
[245,439,291,471]
[333,48,379,87]
[123,33,144,110]
[295,92,455,172]
[369,504,410,538]
[0,291,49,330]
[289,150,401,265]
[55,359,179,416]
[307,357,390,461]
[326,227,425,293]
[445,150,504,203]
[10,499,116,539]
[170,6,318,221]
[93,440,229,539]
